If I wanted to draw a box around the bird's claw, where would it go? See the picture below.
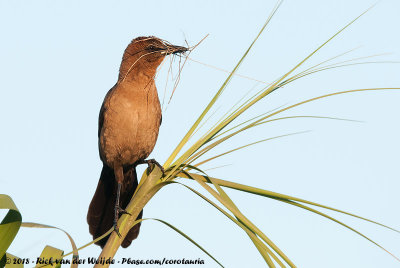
[113,204,130,238]
[116,205,131,216]
[113,222,122,238]
[144,159,165,175]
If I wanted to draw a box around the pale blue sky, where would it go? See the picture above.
[1,0,400,267]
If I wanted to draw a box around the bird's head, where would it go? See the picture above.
[119,36,188,81]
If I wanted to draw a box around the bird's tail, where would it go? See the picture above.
[87,164,143,248]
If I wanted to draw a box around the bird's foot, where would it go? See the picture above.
[116,205,131,216]
[113,204,131,238]
[139,159,165,175]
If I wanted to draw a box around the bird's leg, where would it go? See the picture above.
[114,183,122,238]
[113,165,125,238]
[114,182,131,216]
[137,159,165,175]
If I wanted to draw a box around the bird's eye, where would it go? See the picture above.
[147,45,158,51]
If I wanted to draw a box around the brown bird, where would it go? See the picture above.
[87,36,187,248]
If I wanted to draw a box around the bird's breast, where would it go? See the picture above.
[100,83,161,167]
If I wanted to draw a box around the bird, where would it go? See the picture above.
[87,36,187,248]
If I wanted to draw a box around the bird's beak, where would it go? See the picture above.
[163,44,188,55]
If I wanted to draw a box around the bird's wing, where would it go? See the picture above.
[98,85,117,137]
[98,102,105,138]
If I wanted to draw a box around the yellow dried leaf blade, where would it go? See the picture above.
[0,195,22,258]
[171,181,285,267]
[181,172,295,267]
[35,246,64,268]
[145,217,224,267]
[164,0,283,172]
[177,5,374,168]
[279,199,400,262]
[181,172,400,234]
[21,222,78,266]
[3,253,24,268]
